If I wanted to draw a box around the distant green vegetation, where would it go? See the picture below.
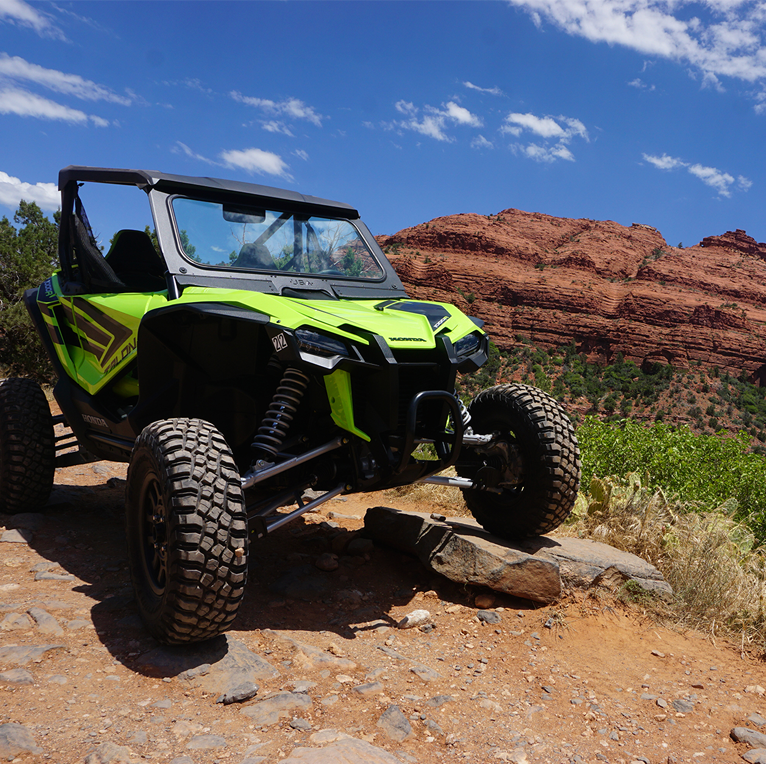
[459,335,766,544]
[578,417,766,543]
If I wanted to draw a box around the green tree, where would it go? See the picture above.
[0,201,60,380]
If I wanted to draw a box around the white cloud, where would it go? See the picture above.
[642,152,687,170]
[0,170,59,211]
[261,120,294,136]
[688,162,736,195]
[443,101,483,127]
[392,99,483,141]
[0,54,131,104]
[503,111,588,161]
[471,135,494,149]
[506,0,766,103]
[230,91,323,127]
[513,142,576,162]
[504,112,566,138]
[463,81,504,96]
[628,77,656,90]
[643,151,751,195]
[220,147,292,179]
[0,85,93,123]
[173,141,213,164]
[0,0,62,38]
[293,149,309,161]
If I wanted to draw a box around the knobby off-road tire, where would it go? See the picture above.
[0,377,55,514]
[458,384,580,539]
[126,418,249,644]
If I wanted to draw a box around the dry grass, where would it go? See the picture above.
[383,468,471,516]
[563,474,766,646]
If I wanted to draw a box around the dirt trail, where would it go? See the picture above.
[1,447,765,764]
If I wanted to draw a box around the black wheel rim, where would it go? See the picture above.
[138,473,168,598]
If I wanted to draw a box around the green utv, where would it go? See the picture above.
[0,166,580,644]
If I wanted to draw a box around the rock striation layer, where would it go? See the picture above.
[378,211,766,381]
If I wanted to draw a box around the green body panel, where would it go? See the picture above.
[40,274,168,395]
[324,369,370,442]
[173,287,479,349]
[41,280,481,426]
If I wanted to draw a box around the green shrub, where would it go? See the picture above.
[0,201,59,381]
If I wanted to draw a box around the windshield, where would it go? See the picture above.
[171,197,384,280]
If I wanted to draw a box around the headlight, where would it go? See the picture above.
[453,331,482,357]
[295,328,349,357]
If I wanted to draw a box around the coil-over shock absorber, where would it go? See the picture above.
[252,367,310,457]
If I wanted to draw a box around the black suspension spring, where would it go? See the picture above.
[252,368,310,457]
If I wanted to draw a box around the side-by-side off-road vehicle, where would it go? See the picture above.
[0,166,580,644]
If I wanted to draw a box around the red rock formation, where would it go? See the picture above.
[377,209,766,382]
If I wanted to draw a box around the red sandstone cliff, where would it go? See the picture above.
[377,210,766,383]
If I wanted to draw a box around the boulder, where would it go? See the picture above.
[363,507,671,602]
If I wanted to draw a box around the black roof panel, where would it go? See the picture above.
[58,165,359,219]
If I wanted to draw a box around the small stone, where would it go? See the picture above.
[346,537,374,555]
[745,685,766,696]
[732,727,766,748]
[1,528,33,543]
[477,610,502,625]
[28,606,64,635]
[427,695,455,708]
[742,749,766,764]
[651,649,666,658]
[315,552,339,572]
[82,742,137,763]
[216,681,259,705]
[0,612,32,631]
[353,681,384,696]
[0,668,33,685]
[398,609,431,629]
[475,593,496,608]
[671,699,694,713]
[656,698,668,708]
[34,571,76,581]
[186,735,227,750]
[747,713,766,728]
[289,717,312,731]
[377,705,413,742]
[240,691,312,726]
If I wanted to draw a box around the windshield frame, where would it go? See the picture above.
[169,194,386,283]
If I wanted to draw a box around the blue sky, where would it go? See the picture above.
[1,0,765,249]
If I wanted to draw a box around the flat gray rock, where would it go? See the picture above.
[140,635,278,698]
[263,630,357,671]
[0,723,42,756]
[733,727,766,748]
[365,507,560,602]
[364,507,671,602]
[282,737,409,763]
[0,528,33,544]
[519,534,672,597]
[83,741,140,763]
[28,606,64,636]
[376,704,413,742]
[0,668,34,685]
[186,735,227,749]
[0,643,65,666]
[743,750,766,764]
[240,691,312,726]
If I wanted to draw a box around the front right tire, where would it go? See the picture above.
[126,418,249,644]
[457,384,580,539]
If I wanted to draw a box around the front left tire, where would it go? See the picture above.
[126,418,249,644]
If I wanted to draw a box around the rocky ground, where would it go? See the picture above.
[2,454,766,764]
